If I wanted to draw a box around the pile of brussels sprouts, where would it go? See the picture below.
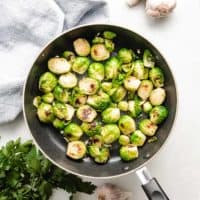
[33,31,168,164]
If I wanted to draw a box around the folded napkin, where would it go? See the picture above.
[0,0,107,124]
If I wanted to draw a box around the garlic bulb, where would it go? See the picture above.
[126,0,141,7]
[97,183,132,200]
[146,0,176,18]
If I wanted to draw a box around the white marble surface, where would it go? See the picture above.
[1,0,200,199]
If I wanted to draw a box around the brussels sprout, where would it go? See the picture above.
[150,106,168,124]
[121,63,133,73]
[118,115,136,135]
[103,31,117,40]
[118,48,133,64]
[143,68,149,79]
[37,103,54,123]
[52,118,65,130]
[72,57,90,74]
[94,147,110,164]
[120,145,139,161]
[92,36,104,44]
[41,92,54,104]
[124,76,141,91]
[118,135,130,146]
[111,86,127,103]
[105,39,115,52]
[87,145,101,158]
[149,88,166,106]
[101,82,112,93]
[81,121,102,137]
[88,62,104,81]
[91,44,110,61]
[88,135,103,148]
[78,77,99,95]
[139,119,158,136]
[39,72,57,93]
[73,38,90,56]
[143,49,155,68]
[128,100,142,118]
[65,104,75,120]
[66,141,86,160]
[102,107,120,123]
[53,85,69,103]
[137,80,153,100]
[76,105,97,122]
[131,130,146,147]
[62,51,76,63]
[143,101,153,113]
[33,96,41,108]
[52,102,68,120]
[69,87,87,108]
[101,124,120,144]
[58,72,77,89]
[118,101,129,111]
[149,67,164,87]
[64,123,83,141]
[133,60,145,80]
[87,92,110,111]
[105,57,120,80]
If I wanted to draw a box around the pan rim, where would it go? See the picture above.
[23,23,179,179]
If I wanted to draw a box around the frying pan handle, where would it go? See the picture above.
[136,167,169,200]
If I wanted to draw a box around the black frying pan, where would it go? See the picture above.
[23,24,177,200]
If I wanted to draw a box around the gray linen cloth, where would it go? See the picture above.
[0,0,107,124]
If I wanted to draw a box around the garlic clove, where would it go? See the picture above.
[126,0,141,7]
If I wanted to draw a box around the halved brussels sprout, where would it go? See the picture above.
[64,123,83,141]
[76,105,97,122]
[62,51,76,63]
[48,57,71,74]
[78,77,99,95]
[66,141,86,160]
[124,76,141,91]
[105,39,115,52]
[39,72,57,93]
[118,135,130,146]
[87,145,101,158]
[92,36,104,44]
[33,96,41,108]
[143,49,155,68]
[52,102,68,120]
[72,57,90,74]
[65,104,75,120]
[111,86,127,103]
[150,105,168,124]
[118,115,136,135]
[88,62,104,81]
[102,107,120,123]
[137,80,153,100]
[131,130,146,146]
[91,44,110,61]
[133,60,145,80]
[58,72,77,88]
[118,101,129,111]
[120,145,139,161]
[53,85,69,103]
[52,118,65,130]
[128,100,142,118]
[149,67,164,87]
[101,82,112,93]
[73,38,90,56]
[121,63,133,73]
[88,135,103,148]
[81,121,102,137]
[143,101,153,113]
[149,88,166,106]
[87,92,110,111]
[101,124,120,144]
[118,48,133,64]
[139,119,158,136]
[37,103,54,123]
[103,31,116,39]
[105,57,120,80]
[94,147,110,164]
[42,92,54,104]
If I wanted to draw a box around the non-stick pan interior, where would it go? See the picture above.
[24,24,177,178]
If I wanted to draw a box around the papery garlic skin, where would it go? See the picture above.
[146,0,176,18]
[126,0,141,7]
